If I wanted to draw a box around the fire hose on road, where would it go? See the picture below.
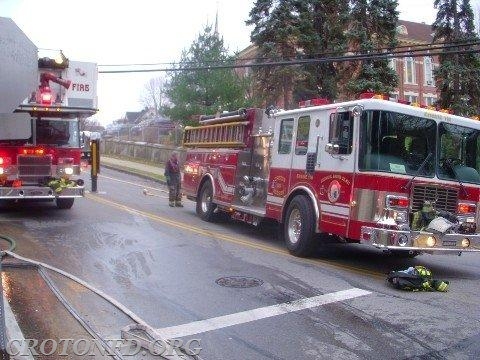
[142,188,164,197]
[0,235,201,359]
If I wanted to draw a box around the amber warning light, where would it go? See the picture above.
[20,148,45,156]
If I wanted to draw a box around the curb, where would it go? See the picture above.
[4,298,34,359]
[100,163,168,186]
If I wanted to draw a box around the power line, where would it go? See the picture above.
[98,43,480,74]
[97,38,480,68]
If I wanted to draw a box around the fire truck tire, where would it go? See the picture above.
[196,181,216,221]
[283,195,316,257]
[56,198,75,209]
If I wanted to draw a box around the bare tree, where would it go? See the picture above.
[80,117,102,132]
[139,76,166,115]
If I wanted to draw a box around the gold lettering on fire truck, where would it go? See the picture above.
[320,174,351,185]
[272,175,286,196]
[423,111,446,122]
[296,173,313,180]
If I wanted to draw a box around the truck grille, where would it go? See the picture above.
[411,184,458,213]
[17,155,52,183]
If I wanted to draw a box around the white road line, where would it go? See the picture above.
[99,174,168,194]
[155,288,371,339]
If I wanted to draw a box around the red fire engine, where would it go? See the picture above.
[0,48,98,209]
[183,96,480,257]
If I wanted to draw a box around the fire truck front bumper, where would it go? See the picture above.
[360,226,480,253]
[0,186,84,199]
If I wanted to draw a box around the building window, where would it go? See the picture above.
[405,57,416,84]
[424,96,436,106]
[405,94,418,104]
[388,57,396,71]
[424,57,434,86]
[405,57,417,84]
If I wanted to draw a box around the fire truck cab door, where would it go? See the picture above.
[269,117,295,199]
[321,109,356,173]
[270,115,315,196]
[316,109,357,233]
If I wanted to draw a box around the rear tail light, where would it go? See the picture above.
[0,156,12,175]
[0,157,12,166]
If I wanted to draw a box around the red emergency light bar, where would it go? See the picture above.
[358,92,460,116]
[298,98,330,108]
[359,92,389,100]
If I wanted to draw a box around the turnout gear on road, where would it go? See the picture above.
[387,265,449,292]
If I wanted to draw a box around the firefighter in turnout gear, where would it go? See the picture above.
[411,200,436,231]
[165,151,183,207]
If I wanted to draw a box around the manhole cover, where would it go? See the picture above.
[215,276,263,288]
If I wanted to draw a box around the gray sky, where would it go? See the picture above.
[1,0,441,126]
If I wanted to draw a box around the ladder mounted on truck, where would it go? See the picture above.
[183,109,251,148]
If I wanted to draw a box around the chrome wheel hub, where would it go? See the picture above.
[201,190,211,213]
[287,208,302,244]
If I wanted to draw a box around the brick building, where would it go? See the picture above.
[392,20,438,106]
[237,20,438,107]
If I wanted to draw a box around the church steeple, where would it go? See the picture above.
[214,4,219,37]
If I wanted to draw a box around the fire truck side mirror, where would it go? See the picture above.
[325,143,340,155]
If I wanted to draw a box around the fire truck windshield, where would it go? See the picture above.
[438,122,480,184]
[35,118,80,148]
[359,110,436,177]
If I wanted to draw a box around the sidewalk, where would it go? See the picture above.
[99,155,167,183]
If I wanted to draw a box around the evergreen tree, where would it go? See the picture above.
[433,0,480,115]
[294,0,349,102]
[344,0,399,97]
[163,25,251,126]
[246,0,301,109]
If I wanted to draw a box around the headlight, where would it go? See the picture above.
[414,234,437,247]
[397,234,409,247]
[461,238,470,248]
[64,167,74,175]
[425,236,436,247]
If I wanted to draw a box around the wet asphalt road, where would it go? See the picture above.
[1,167,480,359]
